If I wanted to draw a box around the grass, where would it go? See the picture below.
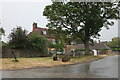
[1,55,108,70]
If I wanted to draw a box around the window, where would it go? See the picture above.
[42,31,46,34]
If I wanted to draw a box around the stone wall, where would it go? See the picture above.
[2,48,51,58]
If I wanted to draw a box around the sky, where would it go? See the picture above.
[0,0,119,43]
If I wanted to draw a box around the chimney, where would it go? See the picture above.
[33,22,37,31]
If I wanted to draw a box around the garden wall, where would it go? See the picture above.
[2,48,51,58]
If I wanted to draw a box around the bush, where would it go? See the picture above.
[100,48,108,51]
[62,55,70,62]
[28,32,49,54]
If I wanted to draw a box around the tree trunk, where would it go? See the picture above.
[84,39,90,55]
[11,49,19,62]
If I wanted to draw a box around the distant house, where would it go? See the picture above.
[65,42,111,55]
[29,22,55,43]
[77,43,110,50]
[76,43,111,54]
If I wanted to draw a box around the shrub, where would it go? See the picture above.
[28,32,49,54]
[100,48,108,51]
[62,55,70,62]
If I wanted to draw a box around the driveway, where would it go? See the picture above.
[1,55,119,78]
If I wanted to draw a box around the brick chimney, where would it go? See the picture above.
[33,22,37,31]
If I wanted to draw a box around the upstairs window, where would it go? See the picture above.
[42,31,46,35]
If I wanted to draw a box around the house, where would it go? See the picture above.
[29,22,55,43]
[65,42,111,55]
[76,43,111,54]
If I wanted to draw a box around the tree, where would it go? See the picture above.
[47,27,72,44]
[43,2,120,54]
[54,39,65,52]
[108,37,120,51]
[8,27,28,49]
[28,32,49,54]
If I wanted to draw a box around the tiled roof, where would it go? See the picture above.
[29,26,54,39]
[77,43,111,50]
[36,27,48,30]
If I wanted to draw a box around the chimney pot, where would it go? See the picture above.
[33,22,37,31]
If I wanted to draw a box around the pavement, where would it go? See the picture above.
[1,55,119,78]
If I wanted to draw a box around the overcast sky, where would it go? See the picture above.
[0,0,119,43]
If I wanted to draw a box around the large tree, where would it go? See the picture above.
[43,2,120,54]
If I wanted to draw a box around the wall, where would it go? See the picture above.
[2,48,51,58]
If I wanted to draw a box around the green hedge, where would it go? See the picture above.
[100,48,108,51]
[111,47,120,51]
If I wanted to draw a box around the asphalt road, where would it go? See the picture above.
[1,55,119,78]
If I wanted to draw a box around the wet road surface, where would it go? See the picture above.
[1,55,119,78]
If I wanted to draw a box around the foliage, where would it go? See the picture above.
[54,39,65,52]
[62,55,70,62]
[108,37,120,47]
[112,47,120,51]
[100,48,108,51]
[43,2,120,54]
[49,39,65,51]
[0,41,8,48]
[28,32,49,54]
[108,37,120,51]
[75,38,84,44]
[8,27,28,49]
[48,42,56,48]
[47,28,72,45]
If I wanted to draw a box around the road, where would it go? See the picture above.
[1,55,119,78]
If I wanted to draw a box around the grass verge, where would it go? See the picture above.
[1,55,108,70]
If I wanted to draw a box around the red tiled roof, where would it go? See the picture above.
[36,27,48,30]
[77,43,111,50]
[29,26,54,39]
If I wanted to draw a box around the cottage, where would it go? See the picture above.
[29,22,55,43]
[76,43,111,55]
